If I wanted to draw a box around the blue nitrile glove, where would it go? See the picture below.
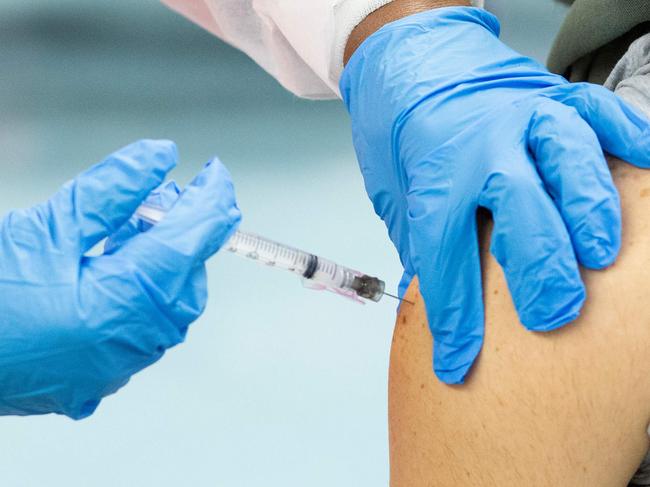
[340,7,650,383]
[0,140,241,419]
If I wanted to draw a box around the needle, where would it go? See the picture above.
[383,291,415,305]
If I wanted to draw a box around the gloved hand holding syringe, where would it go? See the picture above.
[135,194,408,305]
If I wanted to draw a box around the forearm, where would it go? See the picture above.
[343,0,472,64]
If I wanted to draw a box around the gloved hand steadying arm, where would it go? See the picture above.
[340,6,650,383]
[0,140,241,419]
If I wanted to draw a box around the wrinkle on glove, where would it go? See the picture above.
[0,140,241,419]
[340,7,650,383]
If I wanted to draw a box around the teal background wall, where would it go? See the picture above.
[0,1,568,485]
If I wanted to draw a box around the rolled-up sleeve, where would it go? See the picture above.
[162,0,483,99]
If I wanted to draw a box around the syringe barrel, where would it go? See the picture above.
[135,203,386,302]
[226,231,359,292]
[225,231,311,278]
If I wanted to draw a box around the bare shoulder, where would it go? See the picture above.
[389,160,650,486]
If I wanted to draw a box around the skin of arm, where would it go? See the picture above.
[343,0,471,64]
[389,158,650,486]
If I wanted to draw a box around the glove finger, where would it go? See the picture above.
[116,157,241,288]
[46,139,177,254]
[104,181,181,254]
[479,152,586,331]
[546,82,650,167]
[406,154,484,384]
[143,157,241,261]
[528,100,621,269]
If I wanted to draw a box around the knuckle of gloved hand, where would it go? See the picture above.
[137,288,197,348]
[204,174,240,217]
[164,270,208,332]
[85,314,178,375]
[561,82,601,108]
[20,344,115,419]
[171,300,205,332]
[63,371,133,420]
[154,308,189,348]
[85,264,184,346]
[221,204,242,239]
[132,307,188,352]
[210,193,241,230]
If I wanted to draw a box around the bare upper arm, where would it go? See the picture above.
[389,159,650,486]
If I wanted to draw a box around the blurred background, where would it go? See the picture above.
[0,1,569,485]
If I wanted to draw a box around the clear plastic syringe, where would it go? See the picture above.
[135,203,402,304]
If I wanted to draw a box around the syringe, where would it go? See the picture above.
[135,203,405,304]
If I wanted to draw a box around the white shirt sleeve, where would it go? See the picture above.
[161,0,484,100]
